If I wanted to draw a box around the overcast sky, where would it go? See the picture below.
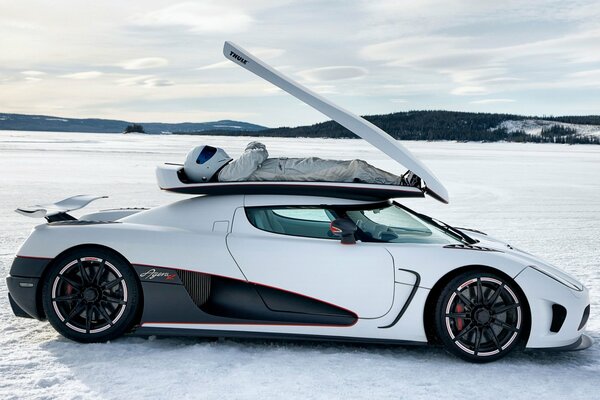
[1,0,599,127]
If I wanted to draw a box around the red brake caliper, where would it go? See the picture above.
[456,303,464,331]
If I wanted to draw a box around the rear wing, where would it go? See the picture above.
[15,195,107,222]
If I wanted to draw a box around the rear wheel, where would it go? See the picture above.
[42,248,140,342]
[434,271,527,362]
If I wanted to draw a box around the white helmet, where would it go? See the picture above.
[184,145,232,183]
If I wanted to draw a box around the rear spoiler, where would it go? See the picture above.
[15,195,107,222]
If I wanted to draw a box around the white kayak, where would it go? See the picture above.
[222,41,449,204]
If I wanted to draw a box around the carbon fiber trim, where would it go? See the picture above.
[177,270,212,307]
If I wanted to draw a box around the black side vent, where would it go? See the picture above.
[49,220,117,226]
[550,304,567,333]
[177,270,212,308]
[578,305,590,331]
[443,244,498,252]
[46,212,77,223]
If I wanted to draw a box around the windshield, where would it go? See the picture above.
[344,204,463,245]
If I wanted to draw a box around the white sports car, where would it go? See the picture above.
[6,42,591,362]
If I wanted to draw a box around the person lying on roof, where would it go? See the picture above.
[183,141,420,187]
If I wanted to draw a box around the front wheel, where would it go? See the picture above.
[42,248,141,343]
[434,271,528,362]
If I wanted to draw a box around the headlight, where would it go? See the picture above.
[530,265,583,291]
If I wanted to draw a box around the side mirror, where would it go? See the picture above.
[330,218,357,245]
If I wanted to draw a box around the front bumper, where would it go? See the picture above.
[515,266,591,349]
[563,334,594,351]
[529,333,594,351]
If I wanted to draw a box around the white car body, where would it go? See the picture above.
[11,194,590,350]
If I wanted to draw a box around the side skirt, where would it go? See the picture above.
[131,326,427,346]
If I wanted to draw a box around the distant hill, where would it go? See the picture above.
[3,110,599,144]
[187,110,600,144]
[0,113,267,134]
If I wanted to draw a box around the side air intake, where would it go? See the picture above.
[177,270,212,308]
[550,304,567,333]
[578,305,590,331]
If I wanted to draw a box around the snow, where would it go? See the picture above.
[0,131,599,399]
[497,119,600,138]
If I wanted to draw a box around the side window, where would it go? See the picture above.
[272,209,331,222]
[360,207,431,233]
[346,205,453,244]
[245,207,335,239]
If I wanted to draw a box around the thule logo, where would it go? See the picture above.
[229,50,248,64]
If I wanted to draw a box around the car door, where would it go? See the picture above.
[226,206,395,319]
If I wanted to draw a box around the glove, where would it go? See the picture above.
[245,141,267,152]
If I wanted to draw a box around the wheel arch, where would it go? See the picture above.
[36,243,144,326]
[422,264,531,345]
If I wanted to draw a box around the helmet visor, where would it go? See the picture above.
[196,146,217,164]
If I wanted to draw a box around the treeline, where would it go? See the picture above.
[489,125,599,144]
[545,115,600,125]
[123,123,145,133]
[178,110,600,144]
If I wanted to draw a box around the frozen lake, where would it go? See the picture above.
[1,131,599,399]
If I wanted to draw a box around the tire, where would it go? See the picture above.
[434,270,528,362]
[42,248,141,343]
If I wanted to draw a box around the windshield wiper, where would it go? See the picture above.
[415,213,478,245]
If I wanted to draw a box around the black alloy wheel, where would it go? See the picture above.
[435,271,528,362]
[42,249,140,342]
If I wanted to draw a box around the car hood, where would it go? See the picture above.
[458,228,584,290]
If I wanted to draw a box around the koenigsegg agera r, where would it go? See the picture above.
[6,42,591,362]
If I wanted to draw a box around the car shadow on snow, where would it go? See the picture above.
[35,331,600,397]
[40,330,599,368]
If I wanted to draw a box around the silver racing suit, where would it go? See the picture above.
[218,141,404,185]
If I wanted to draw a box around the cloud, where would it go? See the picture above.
[61,71,103,80]
[21,70,46,76]
[311,85,338,94]
[470,98,516,104]
[136,2,253,34]
[2,1,600,125]
[569,69,600,78]
[449,68,507,84]
[116,75,174,87]
[119,57,169,70]
[451,86,489,95]
[298,66,368,82]
[360,28,600,94]
[197,60,236,71]
[390,98,409,103]
[360,36,469,62]
[144,78,175,87]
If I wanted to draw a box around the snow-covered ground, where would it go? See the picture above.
[1,131,599,399]
[496,119,600,138]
